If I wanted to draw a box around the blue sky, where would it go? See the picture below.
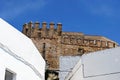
[0,0,120,44]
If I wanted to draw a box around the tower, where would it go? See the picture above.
[22,21,118,80]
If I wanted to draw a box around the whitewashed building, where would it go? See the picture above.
[65,47,120,80]
[59,56,80,80]
[0,18,45,80]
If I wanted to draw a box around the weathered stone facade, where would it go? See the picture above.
[22,21,118,71]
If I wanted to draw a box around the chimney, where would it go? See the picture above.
[57,23,62,36]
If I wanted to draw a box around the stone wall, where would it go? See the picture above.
[22,21,118,70]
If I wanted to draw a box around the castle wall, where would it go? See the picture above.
[22,22,118,71]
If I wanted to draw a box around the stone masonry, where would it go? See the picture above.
[22,21,118,71]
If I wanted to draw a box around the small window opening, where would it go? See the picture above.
[5,69,16,80]
[78,48,84,56]
[43,43,46,59]
[26,29,28,33]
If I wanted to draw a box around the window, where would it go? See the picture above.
[5,69,16,80]
[78,48,84,56]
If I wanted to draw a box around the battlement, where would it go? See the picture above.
[61,33,118,49]
[22,21,119,71]
[62,32,84,36]
[22,21,118,49]
[22,21,62,38]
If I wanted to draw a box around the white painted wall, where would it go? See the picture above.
[59,56,80,80]
[0,18,45,80]
[64,58,83,80]
[0,47,41,80]
[65,47,120,80]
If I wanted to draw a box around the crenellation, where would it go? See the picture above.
[96,40,102,47]
[108,41,115,48]
[89,40,94,47]
[101,41,106,47]
[22,21,119,72]
[34,21,40,29]
[28,21,33,27]
[61,36,117,48]
[22,23,28,35]
[49,22,55,29]
[57,23,62,36]
[31,22,40,38]
[49,22,55,38]
[41,22,47,38]
[83,39,89,46]
[25,22,32,37]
